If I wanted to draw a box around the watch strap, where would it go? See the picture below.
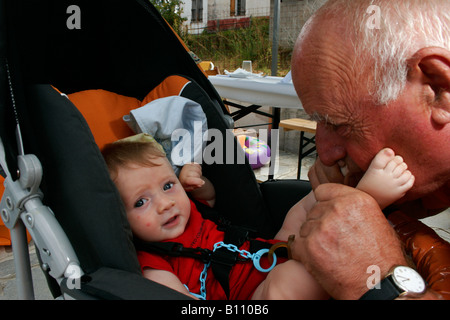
[360,276,401,300]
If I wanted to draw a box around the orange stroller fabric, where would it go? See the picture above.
[389,211,450,299]
[67,75,191,149]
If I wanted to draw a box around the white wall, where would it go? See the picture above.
[246,0,270,17]
[181,0,208,34]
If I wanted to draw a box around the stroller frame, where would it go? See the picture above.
[1,60,81,299]
[1,139,81,299]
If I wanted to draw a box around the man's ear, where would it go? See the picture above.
[408,47,450,126]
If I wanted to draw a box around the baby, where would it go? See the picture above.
[102,133,414,300]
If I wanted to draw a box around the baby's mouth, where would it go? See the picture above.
[163,215,179,228]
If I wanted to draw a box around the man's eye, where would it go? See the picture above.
[135,198,148,208]
[334,125,351,137]
[163,182,174,191]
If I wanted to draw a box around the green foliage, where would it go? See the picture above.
[149,0,186,35]
[183,17,275,73]
[148,1,291,75]
[182,17,291,75]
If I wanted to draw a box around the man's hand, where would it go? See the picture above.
[308,158,345,189]
[292,183,407,299]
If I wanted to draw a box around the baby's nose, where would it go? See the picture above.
[157,196,175,214]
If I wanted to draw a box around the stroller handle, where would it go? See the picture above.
[1,151,82,297]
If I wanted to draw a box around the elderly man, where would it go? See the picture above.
[291,0,450,299]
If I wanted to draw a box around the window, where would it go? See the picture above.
[192,0,203,22]
[230,0,246,16]
[236,0,246,16]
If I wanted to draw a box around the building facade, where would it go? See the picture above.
[182,0,270,34]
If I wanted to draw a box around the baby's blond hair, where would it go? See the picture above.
[102,134,166,181]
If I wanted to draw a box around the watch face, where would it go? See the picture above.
[392,266,426,294]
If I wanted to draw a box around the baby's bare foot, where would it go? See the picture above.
[356,148,414,209]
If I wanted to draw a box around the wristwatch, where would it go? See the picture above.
[360,266,426,300]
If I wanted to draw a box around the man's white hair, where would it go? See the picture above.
[305,0,450,105]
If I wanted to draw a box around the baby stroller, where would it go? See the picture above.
[0,0,311,299]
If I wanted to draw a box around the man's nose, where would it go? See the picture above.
[315,123,346,166]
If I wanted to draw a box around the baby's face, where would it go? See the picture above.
[114,157,191,242]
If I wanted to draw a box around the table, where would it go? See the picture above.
[208,75,302,109]
[209,74,307,179]
[208,75,303,129]
[279,118,317,179]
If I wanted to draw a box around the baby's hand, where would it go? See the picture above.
[179,163,205,192]
[179,163,216,206]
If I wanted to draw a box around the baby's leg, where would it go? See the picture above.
[251,260,328,300]
[357,148,414,209]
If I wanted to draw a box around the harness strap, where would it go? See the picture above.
[211,224,250,298]
[135,199,288,299]
[134,240,213,264]
[135,236,285,299]
[190,198,258,299]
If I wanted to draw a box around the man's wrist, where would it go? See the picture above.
[396,289,442,300]
[360,265,426,300]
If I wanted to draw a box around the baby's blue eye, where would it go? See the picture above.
[135,198,148,208]
[163,182,174,191]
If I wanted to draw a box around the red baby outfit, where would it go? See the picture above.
[137,200,281,300]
